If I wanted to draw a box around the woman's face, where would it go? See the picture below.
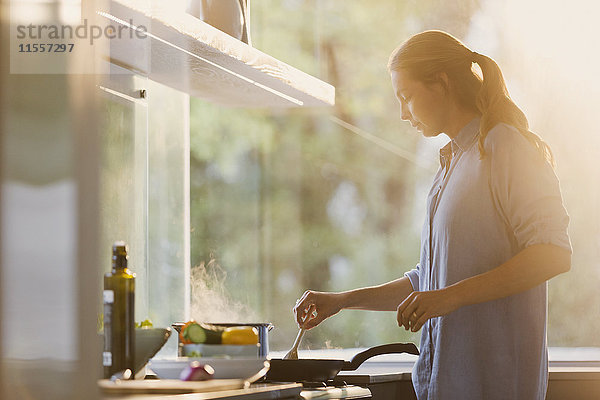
[390,69,450,137]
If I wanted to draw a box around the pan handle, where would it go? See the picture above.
[342,342,419,371]
[243,360,271,388]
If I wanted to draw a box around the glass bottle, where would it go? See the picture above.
[103,241,135,378]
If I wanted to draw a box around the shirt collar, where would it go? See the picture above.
[439,116,481,167]
[452,116,481,153]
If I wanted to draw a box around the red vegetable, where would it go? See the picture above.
[179,321,196,345]
[179,361,214,381]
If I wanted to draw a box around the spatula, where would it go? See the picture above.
[283,328,306,360]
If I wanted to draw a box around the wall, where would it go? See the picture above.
[0,12,102,400]
[0,1,191,398]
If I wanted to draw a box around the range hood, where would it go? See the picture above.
[98,0,335,108]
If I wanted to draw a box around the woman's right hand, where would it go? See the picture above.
[293,290,344,330]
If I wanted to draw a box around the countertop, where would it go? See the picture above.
[101,382,303,399]
[100,381,372,399]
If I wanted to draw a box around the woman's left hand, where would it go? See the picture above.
[396,288,462,332]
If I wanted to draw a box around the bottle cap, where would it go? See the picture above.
[112,241,128,257]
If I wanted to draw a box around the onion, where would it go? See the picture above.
[179,361,215,381]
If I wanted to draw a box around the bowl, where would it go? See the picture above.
[149,358,268,380]
[134,327,172,373]
[101,327,172,375]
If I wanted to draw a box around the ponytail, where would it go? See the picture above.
[473,52,555,167]
[389,31,555,168]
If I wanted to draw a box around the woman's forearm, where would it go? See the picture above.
[447,243,571,308]
[339,276,414,311]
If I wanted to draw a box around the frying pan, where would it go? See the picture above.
[264,342,419,382]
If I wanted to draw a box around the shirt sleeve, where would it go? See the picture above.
[486,124,572,253]
[404,263,420,291]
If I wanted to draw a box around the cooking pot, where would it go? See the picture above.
[186,0,251,45]
[172,322,273,358]
[265,342,419,382]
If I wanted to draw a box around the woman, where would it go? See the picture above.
[293,30,572,400]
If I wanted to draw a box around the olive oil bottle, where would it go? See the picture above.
[103,241,135,378]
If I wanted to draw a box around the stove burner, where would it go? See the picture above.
[301,380,348,388]
[302,381,327,389]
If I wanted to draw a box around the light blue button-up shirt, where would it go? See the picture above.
[404,117,572,400]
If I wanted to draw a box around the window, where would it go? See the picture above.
[99,68,189,349]
[189,1,600,353]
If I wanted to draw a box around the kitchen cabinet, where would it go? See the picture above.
[336,373,414,400]
[336,364,415,400]
[335,364,600,400]
[547,367,600,400]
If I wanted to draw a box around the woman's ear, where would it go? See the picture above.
[437,72,450,94]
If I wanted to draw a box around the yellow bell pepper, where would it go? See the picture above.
[221,326,259,345]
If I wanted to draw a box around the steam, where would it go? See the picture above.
[190,258,258,323]
[324,340,335,349]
